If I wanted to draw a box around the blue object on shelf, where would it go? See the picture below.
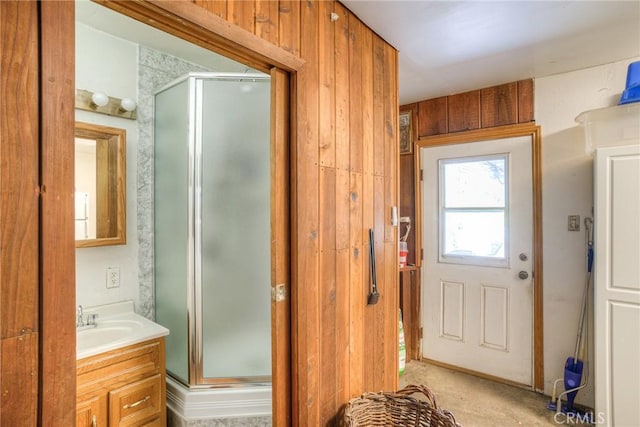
[619,61,640,105]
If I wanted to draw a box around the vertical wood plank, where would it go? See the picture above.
[193,0,227,19]
[348,15,363,174]
[227,0,256,34]
[348,172,364,396]
[335,169,351,403]
[480,82,518,128]
[448,90,480,133]
[1,334,38,425]
[385,43,399,392]
[255,0,280,45]
[518,79,534,123]
[297,1,320,423]
[417,97,448,137]
[0,0,39,340]
[373,36,385,177]
[40,2,76,425]
[383,43,396,244]
[0,9,40,421]
[318,0,336,168]
[334,3,350,172]
[319,167,337,423]
[278,0,300,56]
[270,67,291,427]
[361,30,374,179]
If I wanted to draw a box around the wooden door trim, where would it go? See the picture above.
[65,1,295,424]
[40,2,77,424]
[93,0,304,73]
[415,122,544,391]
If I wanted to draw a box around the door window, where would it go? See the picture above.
[439,154,509,267]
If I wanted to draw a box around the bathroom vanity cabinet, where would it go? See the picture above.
[76,338,166,427]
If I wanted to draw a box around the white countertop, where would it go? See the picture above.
[77,300,169,360]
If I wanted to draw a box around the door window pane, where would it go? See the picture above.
[440,155,508,265]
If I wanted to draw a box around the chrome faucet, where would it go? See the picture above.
[77,305,84,327]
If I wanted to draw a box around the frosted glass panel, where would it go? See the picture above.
[199,78,271,378]
[154,80,190,383]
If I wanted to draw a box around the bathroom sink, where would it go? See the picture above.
[77,325,134,352]
[76,301,169,360]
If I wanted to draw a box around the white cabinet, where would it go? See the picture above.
[594,144,640,426]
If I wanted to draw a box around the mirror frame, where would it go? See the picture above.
[75,121,126,248]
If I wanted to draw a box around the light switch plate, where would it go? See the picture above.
[568,215,580,231]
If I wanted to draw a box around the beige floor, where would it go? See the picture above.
[399,360,592,427]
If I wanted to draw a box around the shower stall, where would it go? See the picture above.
[154,73,271,388]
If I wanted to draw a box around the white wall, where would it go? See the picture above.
[536,56,639,407]
[75,23,140,310]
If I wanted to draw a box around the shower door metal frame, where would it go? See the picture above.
[190,73,273,387]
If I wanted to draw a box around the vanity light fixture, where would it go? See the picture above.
[91,91,109,107]
[119,98,137,113]
[76,89,137,120]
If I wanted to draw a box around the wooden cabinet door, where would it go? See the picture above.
[77,394,108,427]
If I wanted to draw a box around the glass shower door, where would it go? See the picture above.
[197,76,271,382]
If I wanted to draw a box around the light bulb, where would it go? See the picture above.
[91,92,109,107]
[120,98,137,112]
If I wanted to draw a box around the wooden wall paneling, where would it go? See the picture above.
[447,90,480,133]
[348,170,365,397]
[348,15,364,174]
[384,42,399,392]
[96,0,303,73]
[278,0,300,56]
[1,334,38,424]
[372,37,386,178]
[480,82,518,128]
[334,0,351,406]
[518,79,534,123]
[193,0,227,19]
[1,4,40,423]
[39,2,76,424]
[270,67,291,426]
[318,0,336,168]
[227,0,256,33]
[297,1,321,423]
[319,166,338,422]
[0,0,39,341]
[255,0,280,46]
[334,2,350,173]
[417,97,448,137]
[361,27,378,394]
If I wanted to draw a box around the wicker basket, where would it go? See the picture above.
[338,384,461,427]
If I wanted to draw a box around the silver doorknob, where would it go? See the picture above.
[518,271,529,280]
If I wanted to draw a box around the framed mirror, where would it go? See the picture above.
[75,121,126,248]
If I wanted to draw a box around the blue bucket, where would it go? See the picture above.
[619,61,640,105]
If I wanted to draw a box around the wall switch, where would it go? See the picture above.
[568,215,580,231]
[106,267,120,288]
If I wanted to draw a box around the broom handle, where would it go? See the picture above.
[573,218,593,362]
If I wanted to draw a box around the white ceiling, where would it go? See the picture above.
[342,0,640,104]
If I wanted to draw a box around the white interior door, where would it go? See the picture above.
[421,136,533,386]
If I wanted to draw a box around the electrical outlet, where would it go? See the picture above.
[106,267,120,288]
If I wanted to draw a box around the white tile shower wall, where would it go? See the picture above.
[535,56,640,408]
[136,46,210,319]
[75,23,140,309]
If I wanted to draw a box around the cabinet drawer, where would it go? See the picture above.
[78,340,163,395]
[109,374,162,427]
